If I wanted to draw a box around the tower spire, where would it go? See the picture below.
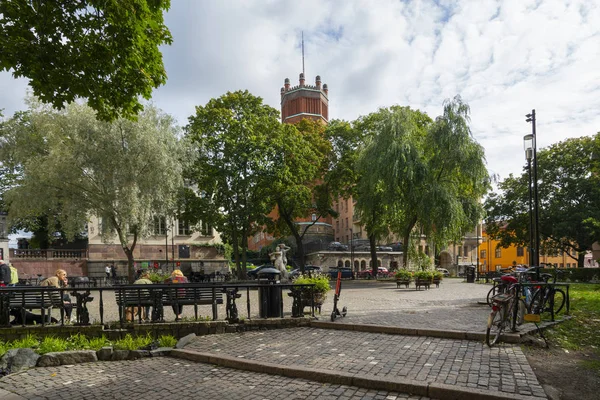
[302,31,305,76]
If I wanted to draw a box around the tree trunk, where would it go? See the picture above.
[402,217,418,268]
[578,251,585,268]
[368,234,378,277]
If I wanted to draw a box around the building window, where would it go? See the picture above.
[566,263,571,268]
[458,246,462,256]
[517,247,524,257]
[200,221,212,236]
[153,216,167,235]
[495,247,501,258]
[178,220,191,236]
[560,263,564,268]
[481,250,486,259]
[464,245,469,257]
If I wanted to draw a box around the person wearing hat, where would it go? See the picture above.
[0,259,11,287]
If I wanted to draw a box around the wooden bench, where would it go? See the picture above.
[2,288,65,324]
[115,286,224,322]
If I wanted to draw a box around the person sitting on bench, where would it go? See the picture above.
[40,269,75,323]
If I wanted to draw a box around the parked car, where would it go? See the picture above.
[386,243,403,252]
[357,267,392,279]
[328,242,348,251]
[289,265,323,279]
[377,246,393,251]
[436,268,450,277]
[327,267,354,280]
[246,264,274,279]
[353,244,371,252]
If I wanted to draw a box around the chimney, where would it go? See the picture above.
[315,75,321,89]
[299,72,305,86]
[284,78,290,91]
[323,83,328,95]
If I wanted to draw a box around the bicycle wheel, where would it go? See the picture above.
[486,304,506,347]
[550,288,566,315]
[528,288,545,314]
[486,285,504,306]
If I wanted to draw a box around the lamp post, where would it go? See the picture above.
[525,109,540,280]
[349,228,354,273]
[524,139,535,268]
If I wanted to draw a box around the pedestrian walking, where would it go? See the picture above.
[105,264,111,284]
[110,263,117,283]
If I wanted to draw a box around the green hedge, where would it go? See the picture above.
[540,268,600,283]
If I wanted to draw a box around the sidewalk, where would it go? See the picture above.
[0,279,549,399]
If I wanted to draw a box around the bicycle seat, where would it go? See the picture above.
[500,275,518,284]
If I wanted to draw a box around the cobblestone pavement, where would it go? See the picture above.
[0,279,547,399]
[182,327,546,398]
[0,357,430,400]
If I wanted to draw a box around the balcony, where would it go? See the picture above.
[10,249,88,260]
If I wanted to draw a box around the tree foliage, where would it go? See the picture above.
[485,133,600,266]
[354,97,489,269]
[185,90,282,278]
[0,1,172,121]
[1,100,184,280]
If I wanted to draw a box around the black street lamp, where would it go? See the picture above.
[525,109,540,280]
[524,138,535,268]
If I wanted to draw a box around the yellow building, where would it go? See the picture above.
[478,231,580,274]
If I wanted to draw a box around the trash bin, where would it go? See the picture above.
[257,268,283,318]
[466,266,476,283]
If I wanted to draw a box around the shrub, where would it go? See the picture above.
[395,269,412,280]
[88,336,112,351]
[148,271,170,283]
[10,334,39,350]
[38,336,68,354]
[432,270,444,280]
[66,333,91,350]
[293,273,331,294]
[414,270,433,280]
[158,335,177,348]
[0,341,8,358]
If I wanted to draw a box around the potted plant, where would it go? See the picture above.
[432,270,443,288]
[395,269,412,289]
[292,273,331,314]
[414,270,433,290]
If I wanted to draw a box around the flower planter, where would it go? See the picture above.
[415,278,432,290]
[396,279,410,289]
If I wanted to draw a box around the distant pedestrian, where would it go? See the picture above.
[9,263,19,286]
[105,264,111,282]
[0,259,10,287]
[110,264,117,282]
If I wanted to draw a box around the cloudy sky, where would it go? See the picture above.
[1,0,599,181]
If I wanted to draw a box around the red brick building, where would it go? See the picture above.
[248,73,334,251]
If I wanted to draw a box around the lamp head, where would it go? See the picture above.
[523,134,534,152]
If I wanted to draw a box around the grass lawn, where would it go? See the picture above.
[544,283,600,369]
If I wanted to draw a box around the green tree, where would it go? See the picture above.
[0,1,172,121]
[269,119,334,270]
[2,101,184,280]
[185,90,281,279]
[355,97,489,269]
[485,134,600,267]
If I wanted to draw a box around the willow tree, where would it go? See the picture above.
[3,100,184,281]
[355,97,489,269]
[355,106,430,272]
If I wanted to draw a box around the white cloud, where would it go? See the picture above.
[1,0,599,181]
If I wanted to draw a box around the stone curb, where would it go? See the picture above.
[170,348,542,400]
[0,388,27,400]
[310,321,523,344]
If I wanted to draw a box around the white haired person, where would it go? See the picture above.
[40,269,75,323]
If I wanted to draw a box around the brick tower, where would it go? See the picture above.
[280,73,328,124]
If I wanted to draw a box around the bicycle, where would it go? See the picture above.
[486,275,526,347]
[527,269,567,319]
[485,268,514,306]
